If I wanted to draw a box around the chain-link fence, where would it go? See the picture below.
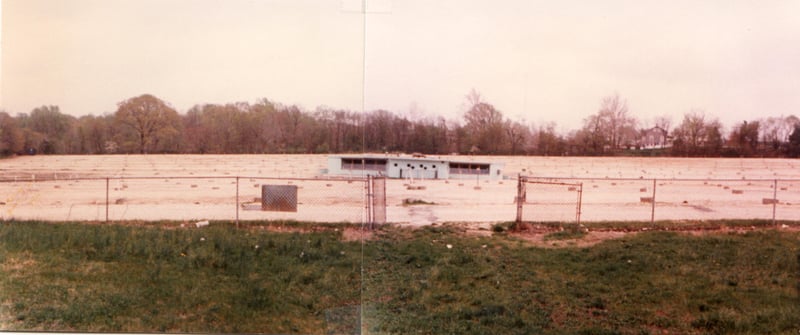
[517,176,800,223]
[3,173,798,224]
[0,176,385,225]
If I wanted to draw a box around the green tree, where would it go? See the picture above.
[728,120,760,156]
[463,89,505,154]
[788,124,800,158]
[115,94,182,154]
[0,111,23,156]
[18,105,75,154]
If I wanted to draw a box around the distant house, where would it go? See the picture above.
[640,127,670,149]
[326,155,505,180]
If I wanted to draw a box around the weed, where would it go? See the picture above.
[402,198,436,206]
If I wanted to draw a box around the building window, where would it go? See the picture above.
[449,162,490,175]
[341,158,387,171]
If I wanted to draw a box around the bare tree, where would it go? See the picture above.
[598,93,637,150]
[581,113,607,154]
[579,93,638,154]
[672,110,723,156]
[533,122,564,156]
[504,120,529,155]
[760,115,799,155]
[653,115,672,133]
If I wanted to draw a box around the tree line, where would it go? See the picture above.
[1,91,799,157]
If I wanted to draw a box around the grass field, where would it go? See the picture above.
[1,220,798,334]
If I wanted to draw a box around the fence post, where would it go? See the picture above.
[772,179,778,226]
[515,174,524,223]
[235,177,240,228]
[651,179,656,224]
[366,176,373,230]
[576,182,583,224]
[105,177,109,223]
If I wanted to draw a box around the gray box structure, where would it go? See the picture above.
[261,185,298,212]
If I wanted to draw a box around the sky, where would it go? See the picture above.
[2,0,799,132]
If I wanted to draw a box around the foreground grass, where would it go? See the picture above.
[0,221,362,333]
[0,221,798,334]
[363,225,800,335]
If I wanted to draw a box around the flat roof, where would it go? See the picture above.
[330,154,503,166]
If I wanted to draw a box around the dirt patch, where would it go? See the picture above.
[510,230,633,248]
[507,223,800,248]
[253,224,373,242]
[341,227,373,242]
[2,252,37,272]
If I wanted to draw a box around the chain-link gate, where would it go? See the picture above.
[367,176,387,229]
[516,175,583,224]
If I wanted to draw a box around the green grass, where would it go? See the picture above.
[0,221,362,333]
[363,225,800,334]
[1,220,799,334]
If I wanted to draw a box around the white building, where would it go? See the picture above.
[326,155,505,180]
[640,126,671,149]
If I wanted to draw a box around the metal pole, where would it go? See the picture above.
[368,176,374,230]
[772,179,778,226]
[651,179,656,224]
[235,177,240,228]
[576,182,583,224]
[365,176,370,230]
[516,175,525,223]
[105,177,109,223]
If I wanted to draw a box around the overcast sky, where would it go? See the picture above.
[2,0,799,131]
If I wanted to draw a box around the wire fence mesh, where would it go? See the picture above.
[518,176,800,223]
[0,176,371,224]
[517,178,582,223]
[2,174,799,224]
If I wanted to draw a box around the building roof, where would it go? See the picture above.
[330,154,502,166]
